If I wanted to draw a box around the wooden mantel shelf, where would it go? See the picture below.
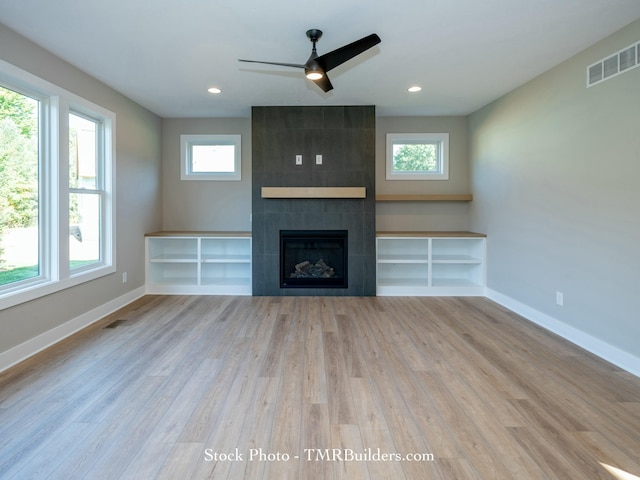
[261,187,366,199]
[376,194,473,202]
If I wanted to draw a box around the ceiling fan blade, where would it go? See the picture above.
[315,33,381,72]
[238,59,306,69]
[312,74,333,92]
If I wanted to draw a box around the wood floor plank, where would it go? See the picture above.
[303,322,328,405]
[1,295,639,479]
[224,377,280,480]
[335,313,365,378]
[261,298,306,480]
[571,430,640,478]
[508,399,613,480]
[300,403,333,480]
[349,377,407,480]
[323,330,358,425]
[330,424,371,480]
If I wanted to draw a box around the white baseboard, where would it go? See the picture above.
[486,288,640,378]
[0,286,146,374]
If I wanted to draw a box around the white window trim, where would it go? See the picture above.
[180,134,241,181]
[386,132,449,180]
[0,59,116,310]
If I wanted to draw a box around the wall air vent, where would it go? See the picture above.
[587,41,639,87]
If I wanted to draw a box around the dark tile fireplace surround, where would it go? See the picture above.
[252,106,376,296]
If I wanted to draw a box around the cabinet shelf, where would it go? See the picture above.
[149,254,198,263]
[201,277,251,286]
[431,254,482,264]
[146,233,252,295]
[432,277,481,287]
[201,254,251,263]
[377,254,429,263]
[376,233,486,296]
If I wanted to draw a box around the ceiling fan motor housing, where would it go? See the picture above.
[306,29,323,42]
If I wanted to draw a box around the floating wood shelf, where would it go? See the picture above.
[145,231,251,237]
[261,187,366,199]
[376,194,473,202]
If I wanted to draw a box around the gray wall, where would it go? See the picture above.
[161,118,252,231]
[0,24,162,356]
[375,116,471,231]
[469,19,640,359]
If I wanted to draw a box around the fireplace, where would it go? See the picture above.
[252,105,376,296]
[280,230,348,288]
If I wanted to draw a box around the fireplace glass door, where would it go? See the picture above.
[280,230,348,288]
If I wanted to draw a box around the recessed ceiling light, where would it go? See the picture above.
[208,87,222,94]
[408,86,422,93]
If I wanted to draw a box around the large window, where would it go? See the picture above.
[386,133,449,180]
[0,59,115,309]
[0,85,41,288]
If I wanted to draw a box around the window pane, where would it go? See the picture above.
[392,143,439,173]
[69,113,98,189]
[69,192,101,269]
[192,144,236,173]
[0,86,40,286]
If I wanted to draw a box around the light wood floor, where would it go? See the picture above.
[1,295,640,479]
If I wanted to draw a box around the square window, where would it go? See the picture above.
[180,134,241,180]
[386,133,449,180]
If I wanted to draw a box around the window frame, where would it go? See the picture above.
[180,134,241,181]
[386,132,449,180]
[0,59,116,310]
[68,109,110,275]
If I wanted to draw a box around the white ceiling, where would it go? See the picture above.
[1,0,639,118]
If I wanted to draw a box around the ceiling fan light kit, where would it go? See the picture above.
[238,29,381,92]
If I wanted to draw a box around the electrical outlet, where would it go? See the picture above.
[295,154,302,165]
[556,291,563,306]
[122,272,128,283]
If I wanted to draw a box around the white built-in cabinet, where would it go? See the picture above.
[145,232,252,295]
[145,231,485,297]
[376,232,486,296]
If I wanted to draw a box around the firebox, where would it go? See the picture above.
[280,230,348,288]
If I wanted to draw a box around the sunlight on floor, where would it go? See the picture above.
[601,463,640,480]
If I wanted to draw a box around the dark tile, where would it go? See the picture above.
[252,105,376,297]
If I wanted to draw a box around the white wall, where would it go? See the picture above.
[469,19,640,368]
[0,23,162,366]
[161,118,252,231]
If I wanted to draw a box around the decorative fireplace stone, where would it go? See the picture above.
[251,106,376,296]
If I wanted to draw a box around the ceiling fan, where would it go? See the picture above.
[238,29,381,92]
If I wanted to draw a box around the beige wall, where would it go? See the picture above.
[160,115,471,233]
[161,118,252,231]
[469,19,640,361]
[0,24,162,358]
[375,116,470,231]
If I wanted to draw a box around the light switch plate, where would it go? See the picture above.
[296,155,302,165]
[316,154,322,165]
